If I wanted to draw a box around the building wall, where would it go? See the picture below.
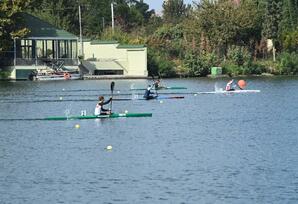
[83,41,148,77]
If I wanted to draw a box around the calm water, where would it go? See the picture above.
[0,77,298,204]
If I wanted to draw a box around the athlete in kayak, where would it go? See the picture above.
[153,79,161,89]
[143,85,157,100]
[225,79,244,91]
[94,96,112,115]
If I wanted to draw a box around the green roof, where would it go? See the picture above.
[21,13,77,39]
[90,40,119,45]
[117,44,146,49]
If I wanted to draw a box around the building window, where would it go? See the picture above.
[20,40,33,59]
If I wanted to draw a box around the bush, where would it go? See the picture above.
[183,51,218,77]
[147,48,176,77]
[0,71,10,79]
[227,46,251,66]
[222,61,243,76]
[277,52,298,75]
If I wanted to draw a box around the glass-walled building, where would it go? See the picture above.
[17,38,78,66]
[14,13,79,66]
[7,13,79,79]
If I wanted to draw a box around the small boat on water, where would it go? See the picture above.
[29,67,81,81]
[44,112,152,120]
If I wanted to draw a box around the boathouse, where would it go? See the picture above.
[7,13,79,80]
[1,13,148,80]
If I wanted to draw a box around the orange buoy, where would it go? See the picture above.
[238,80,247,89]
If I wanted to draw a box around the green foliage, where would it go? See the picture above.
[280,0,298,33]
[277,52,298,74]
[262,0,283,40]
[227,46,251,66]
[0,0,32,52]
[149,24,185,58]
[147,48,176,77]
[0,71,11,79]
[183,51,217,76]
[162,0,187,24]
[281,28,298,52]
[195,0,262,57]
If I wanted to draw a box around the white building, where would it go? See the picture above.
[81,40,148,77]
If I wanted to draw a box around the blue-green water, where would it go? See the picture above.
[0,77,298,203]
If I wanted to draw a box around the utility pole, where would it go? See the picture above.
[79,5,83,57]
[111,2,114,33]
[14,38,16,66]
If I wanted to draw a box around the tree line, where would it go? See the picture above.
[1,0,298,77]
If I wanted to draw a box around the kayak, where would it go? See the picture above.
[44,112,152,121]
[113,96,184,101]
[196,90,261,94]
[130,86,187,90]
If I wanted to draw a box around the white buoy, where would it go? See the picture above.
[194,94,198,96]
[75,124,80,129]
[125,110,128,113]
[106,145,113,150]
[117,91,120,94]
[62,88,65,91]
[59,97,63,100]
[160,100,163,104]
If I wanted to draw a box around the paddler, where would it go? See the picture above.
[143,85,157,100]
[94,96,112,115]
[225,79,247,91]
[153,79,161,89]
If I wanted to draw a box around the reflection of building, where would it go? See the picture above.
[3,13,147,80]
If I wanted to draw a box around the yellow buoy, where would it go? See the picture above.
[75,124,80,129]
[106,145,113,150]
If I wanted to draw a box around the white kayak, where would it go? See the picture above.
[196,90,261,94]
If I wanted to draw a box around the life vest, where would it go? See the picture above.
[94,104,101,115]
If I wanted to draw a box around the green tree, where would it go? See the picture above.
[280,0,298,33]
[195,0,261,58]
[162,0,187,24]
[0,0,32,52]
[262,0,283,61]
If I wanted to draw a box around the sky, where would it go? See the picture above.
[144,0,194,13]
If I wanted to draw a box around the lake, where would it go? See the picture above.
[1,77,298,203]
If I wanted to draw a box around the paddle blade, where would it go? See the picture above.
[111,81,115,92]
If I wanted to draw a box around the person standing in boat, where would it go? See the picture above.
[94,96,112,115]
[143,85,157,100]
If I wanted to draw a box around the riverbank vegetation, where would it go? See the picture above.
[1,0,297,77]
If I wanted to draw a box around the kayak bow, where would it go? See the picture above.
[44,112,152,120]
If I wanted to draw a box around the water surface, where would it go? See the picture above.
[1,77,298,203]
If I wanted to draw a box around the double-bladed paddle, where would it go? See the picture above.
[110,81,115,113]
